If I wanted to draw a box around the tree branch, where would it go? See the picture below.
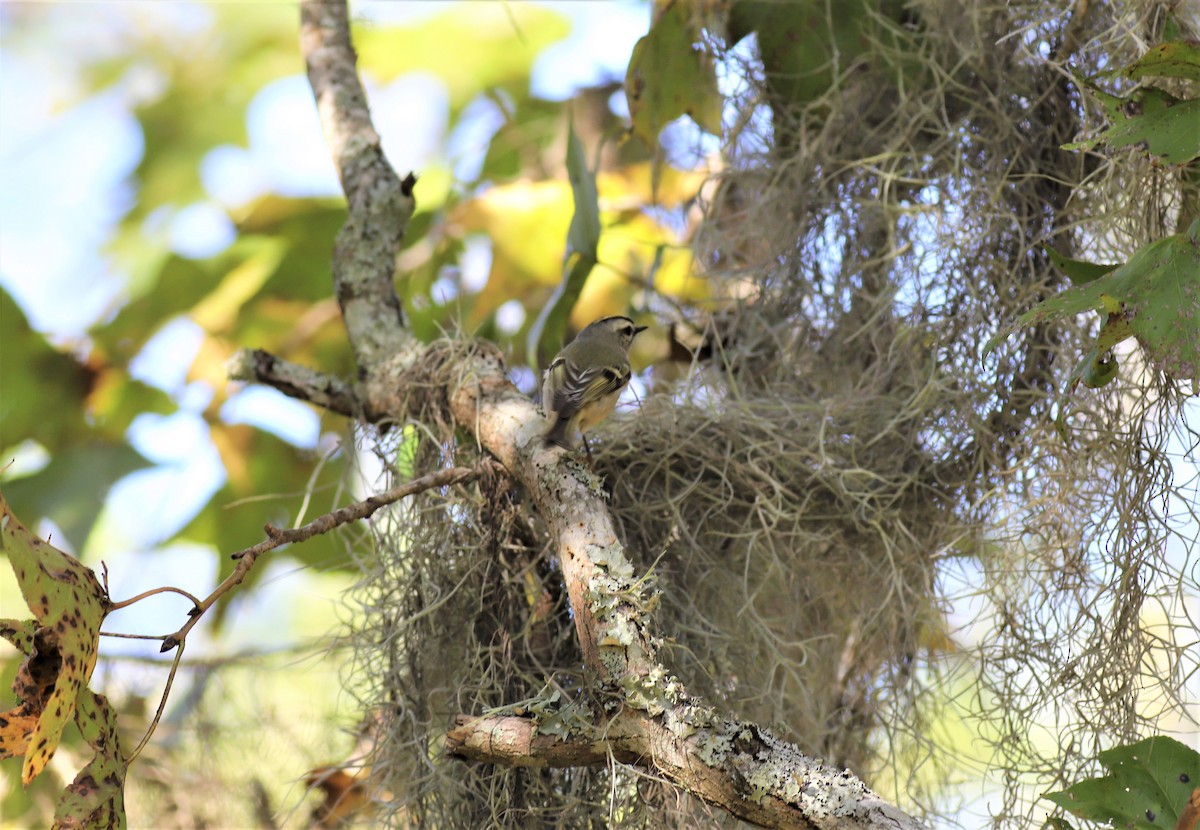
[447,711,922,830]
[228,348,362,419]
[299,0,416,370]
[446,714,644,768]
[438,355,927,829]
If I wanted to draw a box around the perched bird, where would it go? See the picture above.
[542,315,647,451]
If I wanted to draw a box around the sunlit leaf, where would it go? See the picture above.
[354,5,570,110]
[85,369,175,437]
[191,238,288,334]
[625,1,723,148]
[456,160,704,337]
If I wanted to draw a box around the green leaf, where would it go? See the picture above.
[1080,349,1119,388]
[1041,817,1077,830]
[625,0,723,148]
[527,253,598,372]
[728,0,910,110]
[1063,73,1200,164]
[479,97,563,182]
[125,4,301,222]
[1044,736,1200,829]
[565,122,601,262]
[1121,40,1200,82]
[526,125,601,370]
[0,289,92,451]
[984,221,1200,380]
[1045,246,1121,285]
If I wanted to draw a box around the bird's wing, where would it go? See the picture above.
[547,352,631,415]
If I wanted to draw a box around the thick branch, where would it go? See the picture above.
[446,714,643,768]
[300,0,415,370]
[425,347,928,829]
[447,710,923,830]
[228,348,361,418]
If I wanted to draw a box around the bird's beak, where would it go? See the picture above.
[634,325,648,335]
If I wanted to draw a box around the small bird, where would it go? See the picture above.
[542,315,647,452]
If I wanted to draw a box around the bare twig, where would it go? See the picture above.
[158,463,482,648]
[108,585,202,612]
[126,638,186,765]
[116,463,483,767]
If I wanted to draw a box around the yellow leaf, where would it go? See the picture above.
[191,238,287,334]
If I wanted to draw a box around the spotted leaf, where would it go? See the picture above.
[52,690,127,830]
[0,493,110,784]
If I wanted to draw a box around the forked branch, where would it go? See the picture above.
[282,2,929,827]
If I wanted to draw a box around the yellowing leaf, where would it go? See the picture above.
[652,245,707,302]
[0,494,109,785]
[52,691,127,830]
[457,180,575,288]
[598,163,707,210]
[457,166,709,328]
[0,619,41,758]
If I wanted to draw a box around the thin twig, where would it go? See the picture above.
[108,585,202,612]
[158,464,484,651]
[119,463,486,766]
[126,638,185,765]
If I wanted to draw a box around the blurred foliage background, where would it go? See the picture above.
[3,0,1199,828]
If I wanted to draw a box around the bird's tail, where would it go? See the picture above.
[543,416,572,449]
